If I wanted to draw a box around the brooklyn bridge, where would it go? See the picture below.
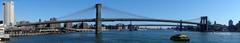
[12,4,209,34]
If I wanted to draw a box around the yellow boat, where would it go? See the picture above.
[170,34,190,41]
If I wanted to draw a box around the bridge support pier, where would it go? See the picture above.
[95,4,102,34]
[199,16,208,32]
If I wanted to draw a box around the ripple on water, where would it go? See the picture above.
[5,30,240,43]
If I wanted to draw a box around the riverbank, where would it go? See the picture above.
[9,32,60,37]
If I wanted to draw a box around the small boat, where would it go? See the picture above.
[170,34,190,41]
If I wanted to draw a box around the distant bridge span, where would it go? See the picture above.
[16,18,200,26]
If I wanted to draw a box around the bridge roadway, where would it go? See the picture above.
[125,24,196,26]
[16,18,200,26]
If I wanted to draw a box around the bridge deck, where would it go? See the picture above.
[16,18,200,26]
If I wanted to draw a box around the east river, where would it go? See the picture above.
[2,30,240,43]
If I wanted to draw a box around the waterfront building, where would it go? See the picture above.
[212,24,228,31]
[64,22,72,29]
[105,25,117,29]
[3,0,16,27]
[214,21,217,25]
[228,20,236,31]
[229,20,234,26]
[235,21,240,32]
[49,18,61,29]
[39,19,41,22]
[79,22,89,29]
[206,21,228,32]
[116,23,125,30]
[16,21,36,29]
[17,21,30,25]
[72,22,89,29]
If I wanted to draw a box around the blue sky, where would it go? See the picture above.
[0,0,240,25]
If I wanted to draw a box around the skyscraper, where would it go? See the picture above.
[228,20,236,31]
[235,21,240,31]
[2,0,16,27]
[228,20,233,26]
[214,21,216,25]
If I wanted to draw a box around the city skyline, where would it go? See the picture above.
[0,0,240,43]
[0,0,240,25]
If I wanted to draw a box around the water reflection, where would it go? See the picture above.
[0,41,6,43]
[197,32,211,43]
[4,30,240,43]
[95,33,103,43]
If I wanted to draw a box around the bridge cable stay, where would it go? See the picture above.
[183,17,201,23]
[102,6,192,25]
[101,6,154,19]
[101,5,201,25]
[102,6,176,25]
[100,6,164,25]
[57,6,95,20]
[185,18,200,21]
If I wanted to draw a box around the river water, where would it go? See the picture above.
[3,30,240,43]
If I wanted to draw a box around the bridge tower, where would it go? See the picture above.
[95,4,102,34]
[200,16,208,32]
